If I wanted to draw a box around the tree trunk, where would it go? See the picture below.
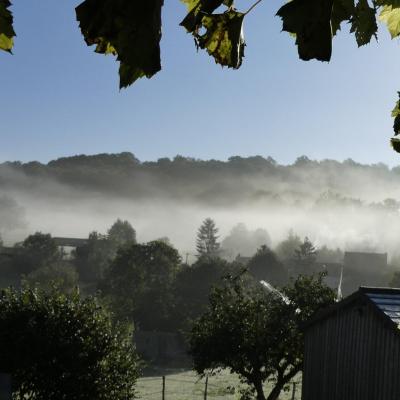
[266,381,285,400]
[266,367,300,400]
[254,379,266,400]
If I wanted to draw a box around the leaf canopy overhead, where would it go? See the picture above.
[3,0,400,150]
[76,0,164,88]
[1,0,400,84]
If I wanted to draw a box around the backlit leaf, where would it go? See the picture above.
[76,0,163,88]
[195,10,245,69]
[0,0,15,53]
[379,5,400,38]
[391,138,400,152]
[392,92,400,138]
[276,0,334,62]
[180,0,226,33]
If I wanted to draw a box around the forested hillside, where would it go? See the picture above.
[1,152,400,256]
[2,152,400,204]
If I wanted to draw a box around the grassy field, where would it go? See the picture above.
[136,369,301,400]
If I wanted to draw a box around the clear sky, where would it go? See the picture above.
[1,0,400,166]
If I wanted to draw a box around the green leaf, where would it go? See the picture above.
[331,0,355,35]
[350,0,378,46]
[195,10,245,69]
[392,101,400,118]
[180,0,226,33]
[392,93,400,140]
[76,0,163,88]
[379,5,400,38]
[391,137,400,152]
[0,0,15,53]
[276,0,334,62]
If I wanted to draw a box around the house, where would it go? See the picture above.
[53,237,88,248]
[343,252,388,293]
[302,287,400,400]
[235,254,252,265]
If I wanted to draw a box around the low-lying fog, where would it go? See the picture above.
[2,153,400,262]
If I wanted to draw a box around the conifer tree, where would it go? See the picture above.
[196,218,220,258]
[292,237,317,276]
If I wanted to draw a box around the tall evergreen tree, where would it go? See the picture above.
[196,218,220,258]
[292,237,317,276]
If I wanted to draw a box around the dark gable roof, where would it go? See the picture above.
[364,288,400,325]
[304,287,400,332]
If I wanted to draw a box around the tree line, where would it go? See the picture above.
[2,153,400,205]
[1,216,392,334]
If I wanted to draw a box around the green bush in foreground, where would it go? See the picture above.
[0,286,140,400]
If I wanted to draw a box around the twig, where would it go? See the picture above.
[244,0,264,15]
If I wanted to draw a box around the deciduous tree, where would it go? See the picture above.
[189,272,335,400]
[100,240,181,330]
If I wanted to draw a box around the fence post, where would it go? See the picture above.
[204,375,208,400]
[291,382,297,400]
[162,376,165,400]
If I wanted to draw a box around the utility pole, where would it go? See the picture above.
[162,376,165,400]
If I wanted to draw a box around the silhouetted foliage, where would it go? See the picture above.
[100,240,181,330]
[173,257,238,330]
[74,231,113,283]
[0,286,139,400]
[247,245,287,285]
[74,219,136,284]
[13,232,62,276]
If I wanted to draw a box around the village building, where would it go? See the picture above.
[302,287,400,400]
[343,251,388,293]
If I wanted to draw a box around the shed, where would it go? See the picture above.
[302,287,400,400]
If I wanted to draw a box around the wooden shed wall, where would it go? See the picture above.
[302,299,400,400]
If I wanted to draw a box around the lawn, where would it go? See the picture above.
[136,369,301,399]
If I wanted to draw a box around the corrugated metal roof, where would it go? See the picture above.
[304,287,400,330]
[365,291,400,325]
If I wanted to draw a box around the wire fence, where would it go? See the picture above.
[136,370,301,400]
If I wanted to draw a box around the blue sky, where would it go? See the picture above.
[1,0,400,165]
